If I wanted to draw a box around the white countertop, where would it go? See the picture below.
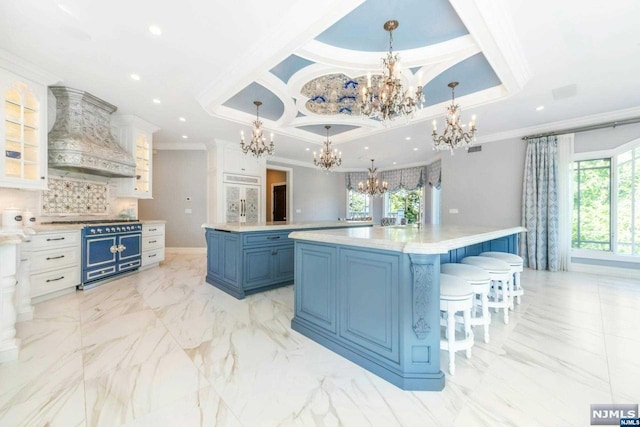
[202,221,373,233]
[21,219,165,233]
[0,228,34,245]
[289,224,526,254]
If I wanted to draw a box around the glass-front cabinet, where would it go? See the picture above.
[0,68,47,190]
[112,115,159,199]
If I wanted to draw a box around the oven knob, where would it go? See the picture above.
[90,229,96,234]
[126,226,131,230]
[97,228,102,233]
[116,227,121,231]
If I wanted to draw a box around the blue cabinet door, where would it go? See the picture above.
[222,234,240,285]
[85,236,116,268]
[273,245,294,282]
[119,234,141,261]
[207,231,221,278]
[244,247,274,288]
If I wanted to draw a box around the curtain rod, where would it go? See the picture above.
[521,116,640,140]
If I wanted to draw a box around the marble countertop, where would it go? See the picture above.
[21,219,165,233]
[289,224,526,254]
[202,221,373,233]
[0,228,34,245]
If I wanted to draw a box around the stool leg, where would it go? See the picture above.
[463,308,472,359]
[481,291,490,343]
[447,310,456,375]
[515,271,522,305]
[502,280,510,325]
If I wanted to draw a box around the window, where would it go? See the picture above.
[573,158,611,250]
[572,143,640,256]
[384,188,423,224]
[347,190,370,219]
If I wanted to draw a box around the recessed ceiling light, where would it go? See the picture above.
[130,73,140,81]
[179,117,186,122]
[536,105,545,111]
[305,148,310,151]
[405,136,411,141]
[182,135,188,139]
[393,161,397,165]
[148,25,162,36]
[364,146,369,150]
[153,98,161,104]
[413,147,418,151]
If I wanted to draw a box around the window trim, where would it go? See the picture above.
[383,186,426,224]
[345,189,370,219]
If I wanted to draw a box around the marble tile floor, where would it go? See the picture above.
[0,253,638,427]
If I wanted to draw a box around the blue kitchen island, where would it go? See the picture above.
[202,221,372,299]
[288,224,525,391]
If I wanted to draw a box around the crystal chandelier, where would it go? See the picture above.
[313,125,342,171]
[240,101,274,158]
[432,82,477,152]
[358,159,388,197]
[358,20,424,122]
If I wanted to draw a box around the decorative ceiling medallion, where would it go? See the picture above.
[301,73,382,116]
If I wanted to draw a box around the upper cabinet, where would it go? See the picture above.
[0,68,48,190]
[223,144,265,177]
[111,115,159,199]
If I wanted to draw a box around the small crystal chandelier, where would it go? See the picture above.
[313,125,342,171]
[432,82,477,152]
[240,101,274,158]
[358,20,424,122]
[358,159,388,197]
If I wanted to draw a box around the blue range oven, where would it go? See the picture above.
[80,223,142,289]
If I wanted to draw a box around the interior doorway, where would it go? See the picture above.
[266,167,293,222]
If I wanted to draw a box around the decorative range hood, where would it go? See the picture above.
[48,86,136,177]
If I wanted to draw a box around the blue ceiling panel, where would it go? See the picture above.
[223,82,285,121]
[299,124,360,136]
[270,54,315,83]
[315,0,468,51]
[422,53,501,107]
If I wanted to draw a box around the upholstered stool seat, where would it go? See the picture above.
[480,251,524,306]
[441,263,492,343]
[461,256,512,324]
[440,273,474,375]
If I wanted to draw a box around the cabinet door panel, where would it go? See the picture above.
[207,232,221,277]
[244,248,274,288]
[225,184,240,223]
[244,185,260,224]
[274,245,294,282]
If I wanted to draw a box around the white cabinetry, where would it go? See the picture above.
[0,67,48,190]
[224,174,261,224]
[22,230,81,300]
[141,223,165,268]
[112,115,159,199]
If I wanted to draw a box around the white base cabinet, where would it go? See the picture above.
[141,223,165,269]
[21,230,80,300]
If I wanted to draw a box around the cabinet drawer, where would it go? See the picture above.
[243,232,291,246]
[28,246,80,273]
[142,248,165,266]
[31,265,80,298]
[143,224,165,236]
[24,231,80,250]
[142,235,164,251]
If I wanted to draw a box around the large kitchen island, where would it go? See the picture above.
[202,221,372,299]
[288,224,525,391]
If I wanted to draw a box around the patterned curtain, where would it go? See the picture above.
[427,160,441,189]
[380,166,426,191]
[520,136,559,271]
[345,172,369,190]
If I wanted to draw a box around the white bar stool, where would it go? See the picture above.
[480,252,524,306]
[440,273,474,375]
[460,256,512,324]
[441,263,492,343]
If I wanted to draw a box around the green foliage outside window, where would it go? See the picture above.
[387,189,422,224]
[572,159,611,250]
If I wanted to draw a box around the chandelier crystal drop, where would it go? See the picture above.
[432,82,477,152]
[240,101,274,158]
[358,20,424,123]
[358,159,388,197]
[313,125,342,171]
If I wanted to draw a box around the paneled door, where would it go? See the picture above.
[224,183,260,224]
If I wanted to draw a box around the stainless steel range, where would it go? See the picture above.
[80,222,142,289]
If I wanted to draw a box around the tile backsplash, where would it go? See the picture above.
[42,177,109,215]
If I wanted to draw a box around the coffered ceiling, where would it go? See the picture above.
[1,0,640,170]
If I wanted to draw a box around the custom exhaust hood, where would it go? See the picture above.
[48,86,136,177]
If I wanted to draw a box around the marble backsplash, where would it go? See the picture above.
[0,171,137,225]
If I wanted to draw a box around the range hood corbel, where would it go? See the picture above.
[47,86,136,178]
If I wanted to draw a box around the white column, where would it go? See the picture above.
[0,238,22,363]
[16,243,34,322]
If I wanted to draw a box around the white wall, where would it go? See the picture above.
[139,150,207,248]
[441,138,527,227]
[574,122,640,153]
[267,161,346,222]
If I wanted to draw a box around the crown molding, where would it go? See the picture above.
[0,48,61,85]
[475,105,640,144]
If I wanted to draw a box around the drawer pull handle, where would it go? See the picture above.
[148,253,157,258]
[46,255,65,260]
[149,240,157,243]
[267,236,280,240]
[46,237,65,241]
[46,276,65,282]
[149,228,157,231]
[271,250,277,255]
